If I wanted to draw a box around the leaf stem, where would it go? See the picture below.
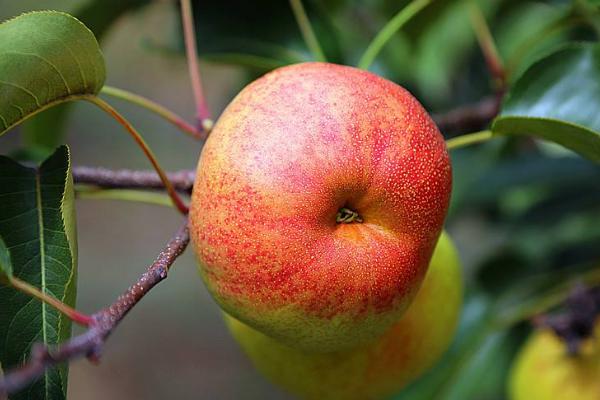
[180,0,213,133]
[86,96,189,214]
[8,276,92,327]
[289,0,327,62]
[100,86,201,139]
[358,0,431,70]
[75,186,174,208]
[446,130,494,150]
[468,0,506,87]
[495,268,600,330]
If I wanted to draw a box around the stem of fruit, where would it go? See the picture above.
[336,207,363,223]
[86,96,189,214]
[446,130,494,150]
[7,276,93,327]
[468,1,506,90]
[180,0,213,134]
[289,0,327,62]
[100,86,202,139]
[358,0,431,70]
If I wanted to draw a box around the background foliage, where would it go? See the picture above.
[0,0,599,399]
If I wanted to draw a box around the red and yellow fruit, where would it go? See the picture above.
[225,232,463,400]
[190,62,452,352]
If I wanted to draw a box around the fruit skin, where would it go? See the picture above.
[190,62,451,352]
[224,231,463,400]
[509,319,600,400]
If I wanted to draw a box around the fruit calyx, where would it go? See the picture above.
[336,207,363,224]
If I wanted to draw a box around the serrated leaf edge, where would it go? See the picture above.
[55,145,77,398]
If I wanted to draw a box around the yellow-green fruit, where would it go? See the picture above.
[224,231,462,400]
[509,319,600,400]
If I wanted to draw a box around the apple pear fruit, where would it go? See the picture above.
[509,319,600,400]
[224,231,463,400]
[190,62,452,352]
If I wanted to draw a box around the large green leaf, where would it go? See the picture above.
[0,11,105,136]
[492,43,600,163]
[0,146,78,400]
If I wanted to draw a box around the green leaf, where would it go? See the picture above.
[0,146,78,400]
[19,0,151,155]
[0,236,12,282]
[0,11,105,136]
[492,43,600,163]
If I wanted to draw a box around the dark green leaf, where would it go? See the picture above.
[493,43,600,162]
[0,236,12,281]
[0,146,78,400]
[0,11,105,136]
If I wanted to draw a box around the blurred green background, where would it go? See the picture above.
[1,0,599,399]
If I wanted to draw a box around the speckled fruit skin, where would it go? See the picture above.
[190,62,452,352]
[509,320,600,400]
[225,232,462,400]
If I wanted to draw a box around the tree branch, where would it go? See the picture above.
[73,167,196,194]
[0,220,190,397]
